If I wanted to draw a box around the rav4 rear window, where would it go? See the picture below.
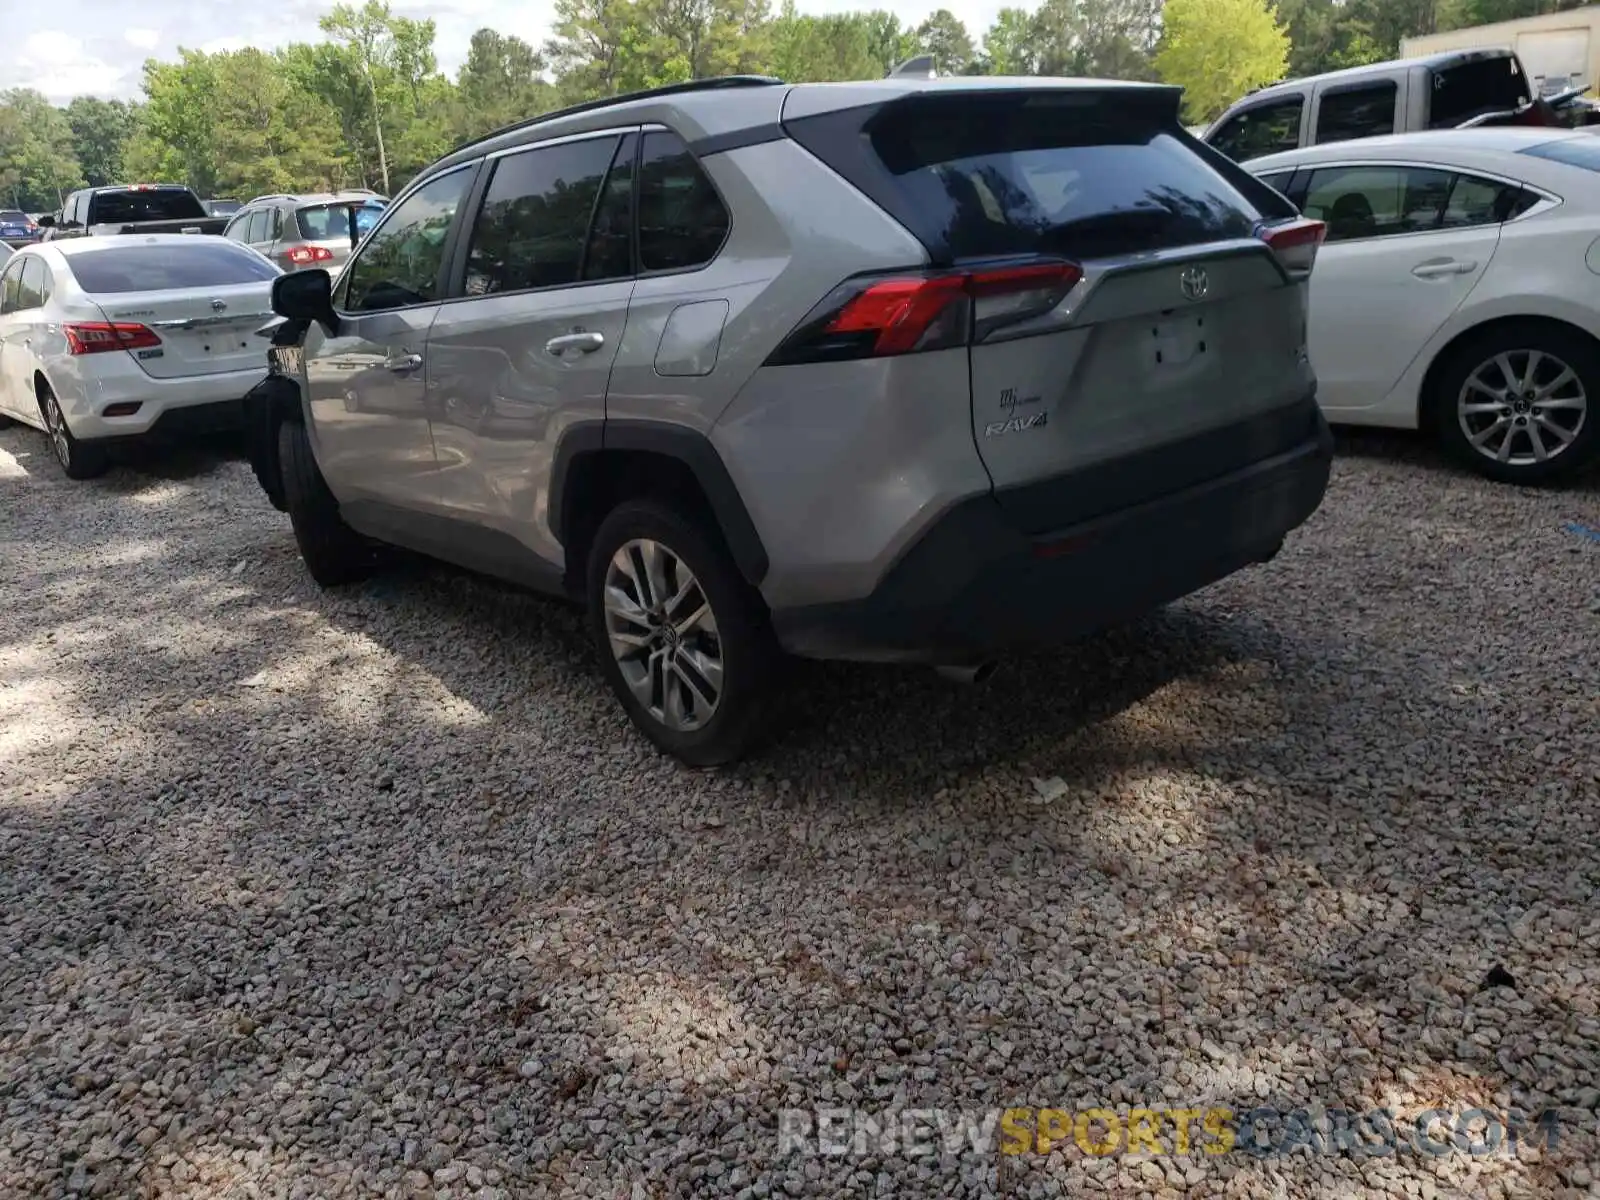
[86,189,208,224]
[1427,55,1532,129]
[863,97,1263,260]
[68,243,279,293]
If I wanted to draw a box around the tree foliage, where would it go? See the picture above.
[1156,0,1291,122]
[0,0,1570,213]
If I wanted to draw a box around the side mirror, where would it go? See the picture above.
[271,268,339,334]
[36,214,56,228]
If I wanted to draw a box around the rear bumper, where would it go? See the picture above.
[60,365,266,440]
[770,401,1333,663]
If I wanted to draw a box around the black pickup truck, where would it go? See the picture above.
[39,184,230,240]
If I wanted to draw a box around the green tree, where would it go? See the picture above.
[768,3,882,81]
[126,52,220,193]
[454,29,556,140]
[0,90,85,209]
[320,0,401,192]
[1156,0,1290,122]
[63,97,136,188]
[979,8,1042,74]
[544,0,655,100]
[915,9,975,75]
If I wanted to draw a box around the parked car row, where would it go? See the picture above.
[2,68,1594,765]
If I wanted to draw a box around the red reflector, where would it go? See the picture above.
[1032,534,1096,560]
[102,402,143,417]
[64,322,162,355]
[286,244,335,265]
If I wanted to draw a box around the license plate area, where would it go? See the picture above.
[1149,314,1208,370]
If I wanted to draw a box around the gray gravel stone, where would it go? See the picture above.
[0,427,1597,1199]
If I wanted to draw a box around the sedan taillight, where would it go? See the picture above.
[64,322,162,355]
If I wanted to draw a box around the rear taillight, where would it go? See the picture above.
[1257,218,1326,281]
[64,322,161,355]
[286,245,334,265]
[769,260,1083,364]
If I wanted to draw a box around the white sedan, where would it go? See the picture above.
[1247,128,1600,483]
[0,235,278,479]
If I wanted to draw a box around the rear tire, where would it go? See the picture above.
[38,382,109,480]
[1432,323,1598,484]
[277,418,380,587]
[586,499,781,766]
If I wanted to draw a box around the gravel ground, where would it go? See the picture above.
[1,422,1598,1200]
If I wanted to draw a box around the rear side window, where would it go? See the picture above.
[1441,174,1535,227]
[67,242,280,293]
[463,135,619,295]
[1316,83,1397,144]
[584,133,636,282]
[1300,165,1452,241]
[1428,55,1531,128]
[637,130,729,272]
[864,99,1262,261]
[297,202,384,243]
[1208,97,1304,162]
[87,189,207,224]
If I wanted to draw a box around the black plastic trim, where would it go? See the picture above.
[688,123,785,157]
[342,501,568,595]
[550,419,769,585]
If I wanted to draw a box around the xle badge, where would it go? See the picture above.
[985,410,1048,437]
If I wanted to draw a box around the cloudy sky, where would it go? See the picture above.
[2,0,1005,103]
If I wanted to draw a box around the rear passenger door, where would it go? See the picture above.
[1294,163,1507,416]
[425,130,636,563]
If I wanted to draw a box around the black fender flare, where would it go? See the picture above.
[550,419,769,586]
[241,373,302,513]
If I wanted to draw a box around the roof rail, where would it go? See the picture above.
[247,193,298,205]
[450,75,785,158]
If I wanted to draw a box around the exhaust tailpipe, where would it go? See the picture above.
[934,661,999,685]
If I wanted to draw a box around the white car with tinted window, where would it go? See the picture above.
[1247,128,1600,483]
[0,235,278,479]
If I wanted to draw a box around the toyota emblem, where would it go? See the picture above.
[210,298,227,312]
[1179,267,1209,302]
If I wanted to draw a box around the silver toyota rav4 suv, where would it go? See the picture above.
[245,74,1334,765]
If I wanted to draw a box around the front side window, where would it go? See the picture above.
[343,167,472,313]
[1316,83,1398,145]
[1301,165,1454,242]
[463,136,619,296]
[637,130,730,272]
[1208,97,1305,162]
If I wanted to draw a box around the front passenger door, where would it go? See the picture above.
[302,164,476,513]
[1296,164,1506,417]
[0,256,27,418]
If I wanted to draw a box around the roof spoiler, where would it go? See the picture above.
[888,55,937,79]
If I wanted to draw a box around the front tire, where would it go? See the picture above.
[277,418,380,587]
[586,500,781,766]
[1433,323,1597,484]
[38,383,109,480]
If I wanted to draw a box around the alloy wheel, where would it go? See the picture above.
[603,538,723,732]
[1457,349,1588,468]
[42,392,71,469]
